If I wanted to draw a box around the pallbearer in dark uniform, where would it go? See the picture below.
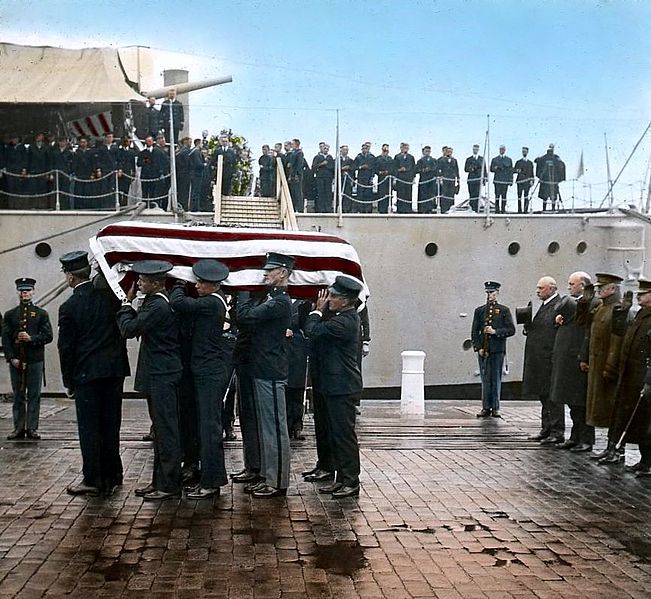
[286,299,311,440]
[375,144,394,214]
[394,142,415,213]
[339,145,355,213]
[305,276,364,498]
[464,144,484,213]
[415,146,437,214]
[354,142,375,214]
[58,251,130,496]
[116,260,183,501]
[312,142,335,213]
[471,282,515,418]
[2,278,53,440]
[258,144,276,198]
[169,260,230,499]
[237,252,293,497]
[490,145,513,214]
[513,147,534,213]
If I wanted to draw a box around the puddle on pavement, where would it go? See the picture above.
[313,540,367,576]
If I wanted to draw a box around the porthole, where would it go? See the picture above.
[425,242,438,257]
[547,241,560,254]
[508,242,520,256]
[462,339,473,351]
[576,241,588,255]
[35,242,52,258]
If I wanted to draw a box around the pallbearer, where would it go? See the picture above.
[471,281,515,418]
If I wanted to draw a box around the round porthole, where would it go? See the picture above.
[576,241,587,255]
[462,339,473,351]
[508,242,520,256]
[547,241,560,254]
[35,242,52,258]
[425,242,438,257]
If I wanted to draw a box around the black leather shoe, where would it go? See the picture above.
[301,466,320,477]
[6,430,25,440]
[491,410,501,418]
[134,484,155,497]
[252,485,287,498]
[304,469,334,482]
[224,431,237,441]
[570,443,593,453]
[318,482,342,494]
[634,466,651,478]
[244,481,266,494]
[591,446,612,460]
[332,485,360,498]
[142,490,179,501]
[67,482,100,496]
[625,461,645,472]
[476,409,491,418]
[528,432,548,441]
[232,471,262,484]
[540,436,564,446]
[183,483,200,493]
[599,450,625,464]
[557,440,578,450]
[26,430,41,440]
[186,487,220,500]
[230,468,247,477]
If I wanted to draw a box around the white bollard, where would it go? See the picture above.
[400,350,426,416]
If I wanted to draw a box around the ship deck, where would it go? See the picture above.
[0,398,649,598]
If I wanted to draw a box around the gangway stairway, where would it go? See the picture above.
[213,156,298,230]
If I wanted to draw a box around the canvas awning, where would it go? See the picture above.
[0,43,143,104]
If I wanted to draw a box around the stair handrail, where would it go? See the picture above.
[213,154,224,225]
[275,157,299,230]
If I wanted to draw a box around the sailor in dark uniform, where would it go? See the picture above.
[304,276,364,498]
[156,135,171,205]
[354,142,375,214]
[375,144,394,214]
[49,137,73,209]
[464,144,484,212]
[71,137,97,209]
[513,147,534,213]
[159,89,184,146]
[415,146,437,214]
[26,133,51,209]
[58,251,130,496]
[258,144,276,198]
[437,146,460,213]
[2,277,53,440]
[94,133,118,210]
[116,260,183,501]
[144,96,161,139]
[236,252,293,497]
[286,139,305,212]
[471,281,515,418]
[169,259,230,499]
[3,135,28,208]
[175,137,192,210]
[394,143,415,213]
[116,137,136,206]
[490,145,513,214]
[286,299,311,439]
[312,142,335,213]
[189,139,206,211]
[137,136,164,205]
[339,145,355,213]
[213,134,237,196]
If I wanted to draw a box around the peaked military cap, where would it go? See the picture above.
[192,259,229,282]
[329,275,364,298]
[484,281,501,292]
[60,250,90,272]
[15,277,36,291]
[131,260,173,276]
[594,273,623,286]
[636,278,651,294]
[262,252,295,271]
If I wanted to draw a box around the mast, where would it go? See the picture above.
[482,114,492,225]
[604,133,614,213]
[335,108,343,227]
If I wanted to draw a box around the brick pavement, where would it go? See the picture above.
[0,398,649,598]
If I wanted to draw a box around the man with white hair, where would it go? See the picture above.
[522,276,563,444]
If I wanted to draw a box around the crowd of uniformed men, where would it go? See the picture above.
[2,251,368,500]
[471,272,651,478]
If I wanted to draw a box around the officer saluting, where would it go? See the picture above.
[169,259,230,499]
[471,281,515,418]
[116,260,182,501]
[2,277,53,440]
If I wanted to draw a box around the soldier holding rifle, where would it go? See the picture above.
[471,281,515,418]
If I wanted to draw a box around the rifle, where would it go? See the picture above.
[481,298,493,357]
[18,303,28,396]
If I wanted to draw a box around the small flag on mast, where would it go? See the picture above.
[576,150,585,179]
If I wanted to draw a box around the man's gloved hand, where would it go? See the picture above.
[622,290,633,311]
[362,341,370,358]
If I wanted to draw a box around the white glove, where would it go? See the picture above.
[362,341,370,357]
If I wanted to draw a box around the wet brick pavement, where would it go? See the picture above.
[0,397,650,598]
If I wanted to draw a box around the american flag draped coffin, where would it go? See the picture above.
[89,221,368,302]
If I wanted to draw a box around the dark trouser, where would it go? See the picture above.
[289,177,304,212]
[376,179,391,213]
[312,388,334,472]
[494,183,509,213]
[223,370,236,435]
[157,176,171,207]
[178,366,199,471]
[355,185,373,213]
[236,365,260,473]
[342,180,353,213]
[395,181,412,213]
[540,184,560,211]
[73,178,98,209]
[478,352,504,411]
[177,173,190,210]
[468,180,481,212]
[418,180,435,214]
[516,182,531,213]
[260,176,275,198]
[568,404,595,445]
[221,174,233,196]
[324,393,360,487]
[194,370,230,488]
[252,378,290,490]
[117,175,132,206]
[74,377,124,490]
[9,361,43,432]
[315,177,333,212]
[190,174,204,211]
[147,375,182,493]
[29,174,51,209]
[286,387,305,433]
[539,392,565,438]
[97,173,117,210]
[141,179,158,201]
[440,182,455,213]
